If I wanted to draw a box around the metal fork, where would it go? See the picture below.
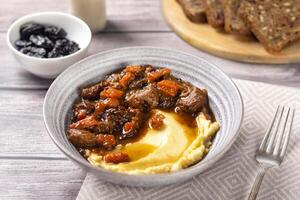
[247,105,295,200]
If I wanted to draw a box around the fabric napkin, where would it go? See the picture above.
[76,79,300,200]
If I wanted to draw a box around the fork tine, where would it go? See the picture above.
[279,106,295,158]
[273,107,290,155]
[265,106,285,153]
[259,105,281,152]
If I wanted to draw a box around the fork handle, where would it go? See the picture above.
[247,168,266,200]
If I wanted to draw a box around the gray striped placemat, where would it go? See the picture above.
[76,79,300,200]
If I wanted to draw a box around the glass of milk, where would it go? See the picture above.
[69,0,106,33]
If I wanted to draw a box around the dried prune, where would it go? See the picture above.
[14,40,32,50]
[20,23,45,40]
[47,49,63,58]
[53,39,80,56]
[16,22,80,58]
[29,35,53,51]
[44,25,67,40]
[20,46,47,58]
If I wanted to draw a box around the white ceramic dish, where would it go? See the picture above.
[43,47,244,187]
[7,12,92,78]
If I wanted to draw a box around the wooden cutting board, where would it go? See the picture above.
[162,0,300,64]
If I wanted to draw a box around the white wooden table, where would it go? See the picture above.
[1,0,300,199]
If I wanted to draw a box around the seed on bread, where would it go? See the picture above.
[238,0,300,52]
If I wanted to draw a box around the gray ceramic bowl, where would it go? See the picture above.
[43,47,243,187]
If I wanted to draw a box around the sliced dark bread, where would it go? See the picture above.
[203,0,225,28]
[177,0,207,23]
[239,0,300,52]
[223,0,251,35]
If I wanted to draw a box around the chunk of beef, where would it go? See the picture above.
[73,100,95,122]
[96,106,144,139]
[99,106,131,134]
[105,73,122,89]
[158,92,178,109]
[67,129,97,148]
[96,121,113,134]
[68,129,117,150]
[128,78,147,90]
[121,108,144,138]
[81,82,106,100]
[125,84,160,111]
[175,83,208,116]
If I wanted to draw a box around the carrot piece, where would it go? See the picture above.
[119,72,135,87]
[149,113,165,129]
[96,134,117,150]
[77,110,87,121]
[157,79,180,96]
[100,88,124,99]
[147,68,171,82]
[94,98,119,116]
[104,152,130,164]
[123,121,135,134]
[125,65,142,73]
[105,98,120,107]
[94,101,106,115]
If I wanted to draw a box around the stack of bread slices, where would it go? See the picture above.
[177,0,300,52]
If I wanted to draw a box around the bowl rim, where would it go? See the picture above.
[43,46,244,181]
[6,11,92,61]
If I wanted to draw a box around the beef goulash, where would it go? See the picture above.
[67,65,219,174]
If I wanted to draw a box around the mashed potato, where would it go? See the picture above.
[88,110,219,174]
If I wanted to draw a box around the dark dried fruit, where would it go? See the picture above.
[53,38,80,56]
[20,23,44,40]
[16,22,80,59]
[29,35,53,50]
[45,25,67,40]
[47,49,63,58]
[19,46,47,58]
[14,40,32,50]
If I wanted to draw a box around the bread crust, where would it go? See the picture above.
[223,0,251,35]
[203,0,225,28]
[177,0,207,23]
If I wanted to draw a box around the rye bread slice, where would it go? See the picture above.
[239,0,300,52]
[177,0,207,23]
[203,0,225,28]
[223,0,251,35]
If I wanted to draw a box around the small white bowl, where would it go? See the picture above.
[7,12,92,78]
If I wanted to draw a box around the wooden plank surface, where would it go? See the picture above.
[0,90,65,157]
[1,159,85,200]
[0,0,169,32]
[1,32,300,89]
